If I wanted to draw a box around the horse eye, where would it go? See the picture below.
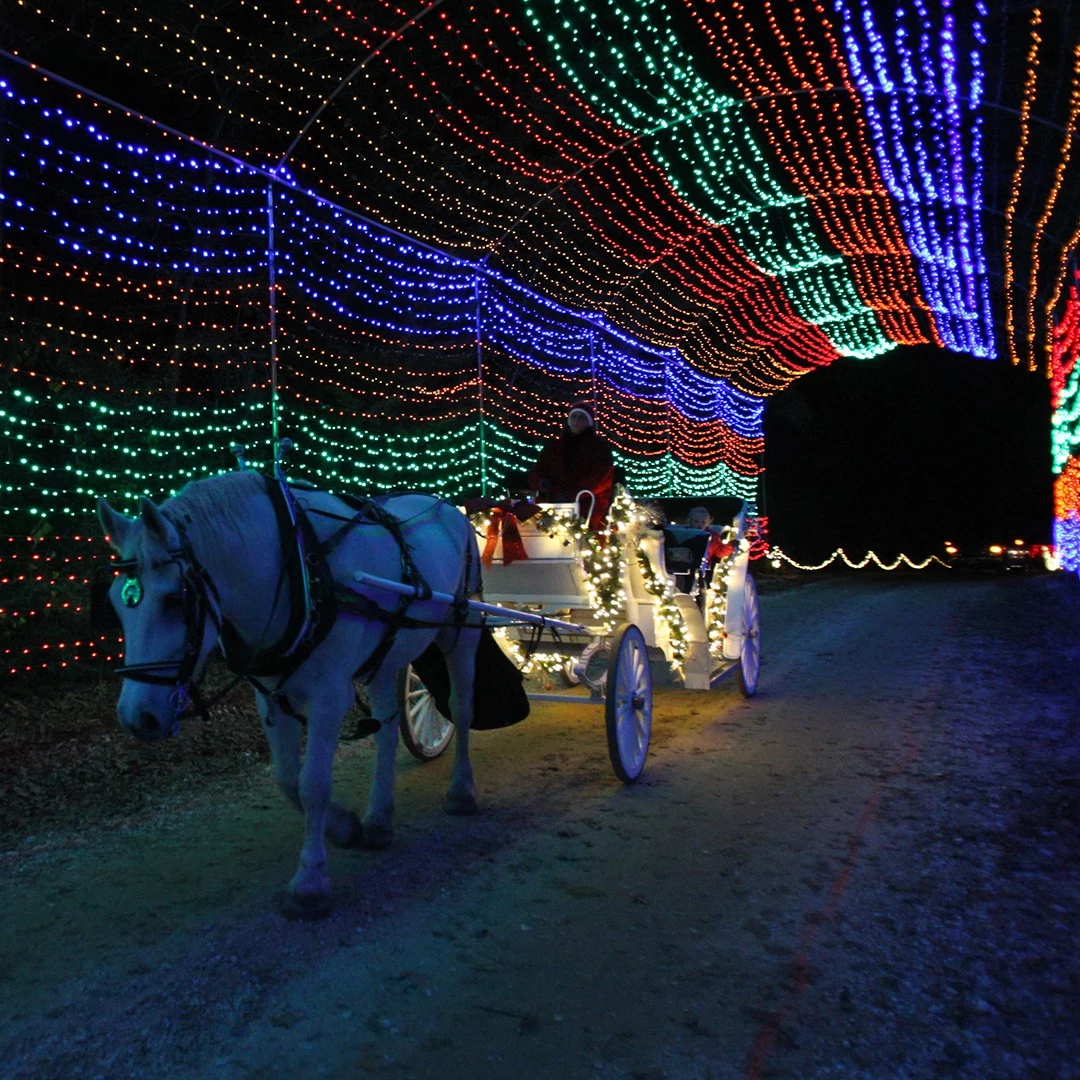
[162,593,184,610]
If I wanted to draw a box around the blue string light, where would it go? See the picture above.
[1,59,763,523]
[832,0,995,357]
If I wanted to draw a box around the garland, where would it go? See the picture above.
[471,489,705,677]
[633,544,689,671]
[704,538,747,660]
[550,490,634,633]
[490,628,569,676]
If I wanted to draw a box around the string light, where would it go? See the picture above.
[767,546,951,571]
[831,0,995,357]
[3,632,124,677]
[3,3,1078,594]
[524,0,894,360]
[685,0,940,348]
[1003,8,1042,368]
[1,57,765,537]
[1029,46,1080,372]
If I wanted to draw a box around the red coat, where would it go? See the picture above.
[528,428,615,529]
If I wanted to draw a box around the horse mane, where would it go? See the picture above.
[143,470,270,566]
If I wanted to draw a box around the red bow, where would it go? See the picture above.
[482,507,529,568]
[463,498,542,569]
[706,532,735,562]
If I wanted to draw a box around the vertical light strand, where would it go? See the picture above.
[1030,46,1080,372]
[475,270,487,496]
[1004,7,1042,367]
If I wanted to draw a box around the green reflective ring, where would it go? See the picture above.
[120,574,143,608]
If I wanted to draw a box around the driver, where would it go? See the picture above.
[528,403,615,529]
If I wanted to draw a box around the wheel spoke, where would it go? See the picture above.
[737,576,761,698]
[399,666,454,760]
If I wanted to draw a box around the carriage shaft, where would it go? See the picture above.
[350,570,588,635]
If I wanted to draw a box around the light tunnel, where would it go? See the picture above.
[2,1,1080,567]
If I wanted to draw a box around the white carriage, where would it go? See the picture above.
[398,490,761,783]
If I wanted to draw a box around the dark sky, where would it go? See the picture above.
[762,346,1054,562]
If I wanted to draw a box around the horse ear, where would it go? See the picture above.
[97,498,133,552]
[138,497,178,549]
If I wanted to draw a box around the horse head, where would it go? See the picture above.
[98,495,221,740]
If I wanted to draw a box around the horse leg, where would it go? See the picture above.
[359,671,401,850]
[443,633,478,815]
[256,691,362,849]
[265,681,353,920]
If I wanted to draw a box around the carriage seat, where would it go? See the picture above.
[652,498,748,590]
[662,526,710,576]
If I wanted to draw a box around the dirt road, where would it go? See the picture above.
[2,574,1078,1079]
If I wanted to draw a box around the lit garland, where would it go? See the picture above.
[473,490,696,674]
[541,491,635,634]
[633,541,690,671]
[704,538,749,662]
[489,630,570,679]
[767,547,951,571]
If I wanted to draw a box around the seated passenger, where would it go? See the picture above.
[528,403,615,530]
[686,506,712,531]
[664,507,714,591]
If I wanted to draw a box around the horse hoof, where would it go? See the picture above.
[444,793,478,816]
[280,890,333,922]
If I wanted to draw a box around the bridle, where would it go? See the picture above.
[112,532,224,719]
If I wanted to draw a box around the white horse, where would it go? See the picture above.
[97,470,481,919]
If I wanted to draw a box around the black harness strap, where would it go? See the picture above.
[115,480,451,717]
[234,486,441,688]
[343,498,433,684]
[218,476,339,682]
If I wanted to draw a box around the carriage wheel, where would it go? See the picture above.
[398,664,454,761]
[605,623,652,783]
[736,574,761,698]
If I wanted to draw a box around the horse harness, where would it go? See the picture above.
[113,474,473,720]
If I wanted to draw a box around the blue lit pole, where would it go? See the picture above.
[475,269,487,496]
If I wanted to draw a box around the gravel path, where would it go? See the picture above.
[1,574,1077,1079]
